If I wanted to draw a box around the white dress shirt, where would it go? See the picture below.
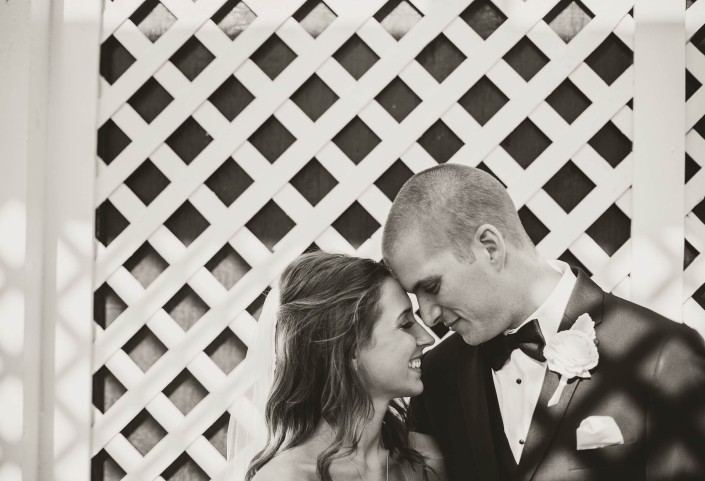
[491,260,577,463]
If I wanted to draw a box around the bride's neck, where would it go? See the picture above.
[315,397,388,463]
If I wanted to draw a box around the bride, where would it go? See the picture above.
[230,250,447,481]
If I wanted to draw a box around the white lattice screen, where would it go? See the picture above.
[90,0,705,480]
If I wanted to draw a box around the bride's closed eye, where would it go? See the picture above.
[398,312,416,330]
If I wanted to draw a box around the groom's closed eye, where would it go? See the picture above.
[412,276,441,295]
[422,280,441,295]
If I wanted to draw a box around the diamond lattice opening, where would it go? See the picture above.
[476,162,505,187]
[504,37,549,82]
[95,200,129,247]
[588,121,631,168]
[170,37,215,81]
[290,158,338,206]
[130,0,176,42]
[686,154,701,183]
[212,0,256,40]
[375,77,421,123]
[544,0,593,43]
[164,201,210,247]
[204,412,230,457]
[375,160,413,200]
[586,205,631,256]
[687,70,702,101]
[584,33,632,86]
[333,35,379,80]
[122,409,167,456]
[100,36,135,85]
[245,201,296,250]
[291,74,339,121]
[165,117,212,165]
[293,0,337,38]
[458,76,508,126]
[559,249,592,276]
[545,79,591,124]
[251,34,297,80]
[693,283,705,310]
[460,0,507,40]
[164,285,209,331]
[247,290,269,320]
[93,366,127,413]
[205,243,250,290]
[127,77,173,124]
[248,116,296,163]
[205,158,254,206]
[332,117,381,165]
[418,120,464,164]
[374,0,423,40]
[518,206,550,245]
[98,119,131,165]
[332,202,381,249]
[500,119,552,168]
[693,198,705,224]
[163,370,209,416]
[123,326,168,372]
[205,328,247,374]
[94,283,127,330]
[125,159,170,205]
[162,453,209,481]
[209,76,254,121]
[416,34,466,83]
[543,161,595,213]
[92,450,126,481]
[124,242,169,288]
[685,239,699,270]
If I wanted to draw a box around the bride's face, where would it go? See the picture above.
[356,278,434,400]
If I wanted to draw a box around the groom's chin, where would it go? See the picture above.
[458,331,483,346]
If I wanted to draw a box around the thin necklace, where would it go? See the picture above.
[321,432,389,481]
[342,450,388,481]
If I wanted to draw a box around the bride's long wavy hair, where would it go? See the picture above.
[246,251,431,481]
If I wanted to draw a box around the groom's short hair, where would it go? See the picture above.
[382,164,533,260]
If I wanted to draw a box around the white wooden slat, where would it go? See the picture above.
[632,0,685,320]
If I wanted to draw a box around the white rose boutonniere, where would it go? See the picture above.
[543,313,599,407]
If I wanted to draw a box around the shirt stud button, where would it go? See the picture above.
[516,378,522,384]
[519,439,525,445]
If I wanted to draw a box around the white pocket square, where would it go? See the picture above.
[576,416,624,450]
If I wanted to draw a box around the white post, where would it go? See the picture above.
[633,0,686,321]
[45,0,102,479]
[0,1,32,480]
[1,0,101,479]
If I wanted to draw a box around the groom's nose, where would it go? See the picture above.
[418,298,442,327]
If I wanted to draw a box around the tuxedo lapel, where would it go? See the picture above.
[516,269,605,481]
[458,344,500,481]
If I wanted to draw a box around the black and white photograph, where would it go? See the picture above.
[1,0,705,480]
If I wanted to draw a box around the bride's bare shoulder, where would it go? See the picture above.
[250,448,317,481]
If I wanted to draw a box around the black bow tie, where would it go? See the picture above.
[486,319,546,371]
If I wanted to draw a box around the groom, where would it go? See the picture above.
[382,164,705,481]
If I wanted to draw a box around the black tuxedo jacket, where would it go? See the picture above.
[411,269,705,481]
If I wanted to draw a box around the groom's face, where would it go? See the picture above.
[386,230,512,345]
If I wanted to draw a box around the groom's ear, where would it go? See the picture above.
[474,224,506,270]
